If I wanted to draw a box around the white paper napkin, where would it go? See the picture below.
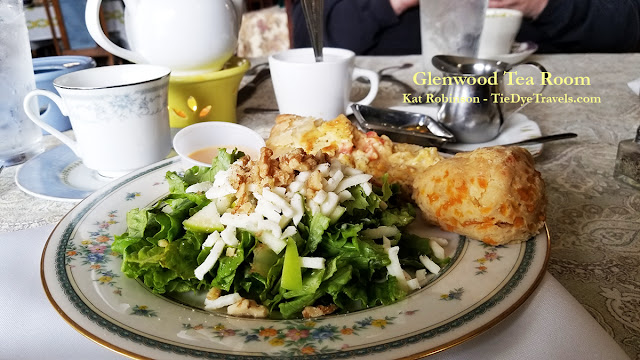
[628,78,640,95]
[0,226,630,360]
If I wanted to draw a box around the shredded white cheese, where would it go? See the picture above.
[386,246,409,291]
[202,231,221,249]
[429,239,446,259]
[259,231,287,254]
[205,170,236,199]
[195,240,225,280]
[431,237,449,247]
[282,226,298,239]
[186,181,213,194]
[204,292,242,310]
[220,226,239,247]
[320,192,339,216]
[361,226,400,239]
[300,257,326,269]
[407,278,421,290]
[419,255,441,274]
[337,190,353,202]
[290,193,304,225]
[334,174,373,194]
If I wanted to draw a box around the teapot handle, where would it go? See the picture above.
[229,0,245,35]
[85,0,148,64]
[508,61,548,114]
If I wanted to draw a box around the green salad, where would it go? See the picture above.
[113,149,450,319]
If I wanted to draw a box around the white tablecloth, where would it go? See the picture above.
[0,225,629,360]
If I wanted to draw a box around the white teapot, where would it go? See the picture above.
[85,0,244,75]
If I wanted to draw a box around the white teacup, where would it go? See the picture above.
[478,9,523,58]
[269,48,380,120]
[23,64,172,178]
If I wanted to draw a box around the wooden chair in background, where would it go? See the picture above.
[42,0,116,65]
[284,0,294,47]
[246,0,278,11]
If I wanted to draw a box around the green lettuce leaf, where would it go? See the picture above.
[303,212,331,255]
[211,230,256,291]
[381,203,416,227]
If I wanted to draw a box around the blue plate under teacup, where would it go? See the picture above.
[33,56,96,134]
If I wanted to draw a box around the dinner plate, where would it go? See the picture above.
[480,42,539,64]
[390,105,543,156]
[41,156,549,359]
[15,145,112,202]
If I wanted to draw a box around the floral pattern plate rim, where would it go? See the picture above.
[41,156,550,359]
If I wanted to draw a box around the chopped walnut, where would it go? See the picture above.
[306,170,324,199]
[226,298,269,318]
[226,147,330,213]
[301,304,338,319]
[206,287,221,301]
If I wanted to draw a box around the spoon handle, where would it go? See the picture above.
[507,132,577,146]
[243,107,279,114]
[301,0,324,62]
[439,132,578,154]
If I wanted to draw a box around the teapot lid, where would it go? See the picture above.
[432,55,510,76]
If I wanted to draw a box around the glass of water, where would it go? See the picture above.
[419,0,487,88]
[0,0,43,166]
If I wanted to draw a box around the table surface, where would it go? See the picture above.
[1,53,639,359]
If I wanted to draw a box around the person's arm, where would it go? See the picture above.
[389,0,419,15]
[495,0,640,53]
[292,0,407,54]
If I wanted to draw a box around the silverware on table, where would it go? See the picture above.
[245,63,269,76]
[438,132,578,154]
[236,68,271,106]
[378,63,413,75]
[380,74,419,95]
[351,104,455,147]
[300,0,324,62]
[243,107,279,114]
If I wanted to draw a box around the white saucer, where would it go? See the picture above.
[390,105,543,156]
[480,41,538,64]
[15,145,112,202]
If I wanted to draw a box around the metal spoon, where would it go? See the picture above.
[301,0,324,62]
[245,63,269,76]
[439,132,578,154]
[380,74,419,95]
[378,63,413,76]
[243,107,279,114]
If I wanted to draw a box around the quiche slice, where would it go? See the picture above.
[266,114,443,190]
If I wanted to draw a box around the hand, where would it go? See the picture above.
[488,0,549,19]
[389,0,419,15]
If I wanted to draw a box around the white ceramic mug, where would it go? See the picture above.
[85,0,243,75]
[478,9,523,58]
[23,64,172,178]
[269,48,380,120]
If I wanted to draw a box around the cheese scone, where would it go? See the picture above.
[267,114,443,190]
[412,146,546,245]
